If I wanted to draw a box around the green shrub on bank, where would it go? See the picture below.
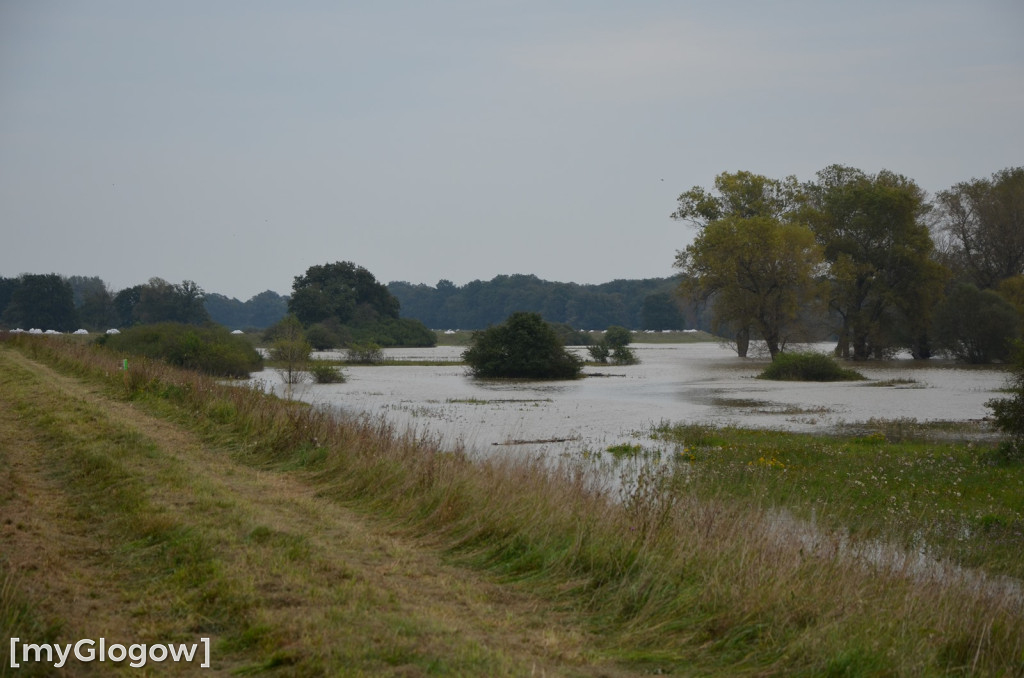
[758,351,864,382]
[97,323,262,377]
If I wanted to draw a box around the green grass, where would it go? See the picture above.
[0,354,260,647]
[4,333,1024,676]
[652,420,1024,579]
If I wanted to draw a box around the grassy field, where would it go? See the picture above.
[2,334,1023,676]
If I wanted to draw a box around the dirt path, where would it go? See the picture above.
[0,348,635,676]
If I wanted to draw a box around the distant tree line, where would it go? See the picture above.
[0,274,214,332]
[0,269,702,337]
[204,290,289,330]
[673,165,1024,362]
[387,275,704,331]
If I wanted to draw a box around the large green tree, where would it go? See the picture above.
[935,167,1024,290]
[290,261,399,326]
[804,166,946,360]
[671,170,802,225]
[133,278,210,326]
[68,275,117,330]
[672,171,819,357]
[2,274,78,331]
[933,283,1019,364]
[675,215,823,359]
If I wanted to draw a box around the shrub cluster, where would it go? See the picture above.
[308,361,346,383]
[345,342,384,364]
[587,325,639,365]
[758,351,864,382]
[97,322,263,377]
[463,312,582,379]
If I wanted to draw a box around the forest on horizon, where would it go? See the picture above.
[0,271,698,334]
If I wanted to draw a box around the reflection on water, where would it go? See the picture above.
[252,343,1009,457]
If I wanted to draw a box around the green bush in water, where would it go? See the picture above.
[759,351,864,382]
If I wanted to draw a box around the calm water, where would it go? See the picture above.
[252,343,1009,457]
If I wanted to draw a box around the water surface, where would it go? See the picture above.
[254,343,1008,457]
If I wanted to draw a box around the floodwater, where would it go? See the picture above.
[253,343,1010,458]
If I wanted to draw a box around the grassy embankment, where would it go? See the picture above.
[2,334,1023,676]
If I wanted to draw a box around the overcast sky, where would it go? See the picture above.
[1,1,1021,300]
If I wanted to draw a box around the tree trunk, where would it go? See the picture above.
[735,327,750,358]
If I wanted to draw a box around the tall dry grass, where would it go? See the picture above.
[5,333,1023,676]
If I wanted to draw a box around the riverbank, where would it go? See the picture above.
[2,335,1022,675]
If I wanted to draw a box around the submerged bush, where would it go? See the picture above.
[309,361,346,384]
[587,325,639,365]
[758,351,864,382]
[587,342,611,363]
[97,322,263,377]
[611,345,639,365]
[463,312,583,379]
[345,342,384,364]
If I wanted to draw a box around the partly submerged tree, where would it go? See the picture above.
[804,165,946,360]
[268,314,312,388]
[671,171,812,357]
[588,325,638,364]
[463,312,583,379]
[675,215,824,360]
[933,283,1019,363]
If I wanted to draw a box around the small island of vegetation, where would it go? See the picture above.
[463,311,583,379]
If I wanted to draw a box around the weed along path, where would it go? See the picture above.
[0,346,623,676]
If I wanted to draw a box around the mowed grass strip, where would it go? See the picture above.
[4,335,1024,676]
[0,344,605,676]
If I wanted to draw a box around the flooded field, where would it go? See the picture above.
[253,343,1010,458]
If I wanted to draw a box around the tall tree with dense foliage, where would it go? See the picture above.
[289,261,434,347]
[676,215,823,359]
[68,275,117,330]
[2,274,78,331]
[935,167,1024,290]
[133,278,210,326]
[463,312,583,379]
[933,283,1019,363]
[671,170,802,224]
[804,165,946,360]
[290,261,399,326]
[672,171,820,358]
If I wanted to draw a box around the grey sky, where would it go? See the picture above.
[1,1,1021,300]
